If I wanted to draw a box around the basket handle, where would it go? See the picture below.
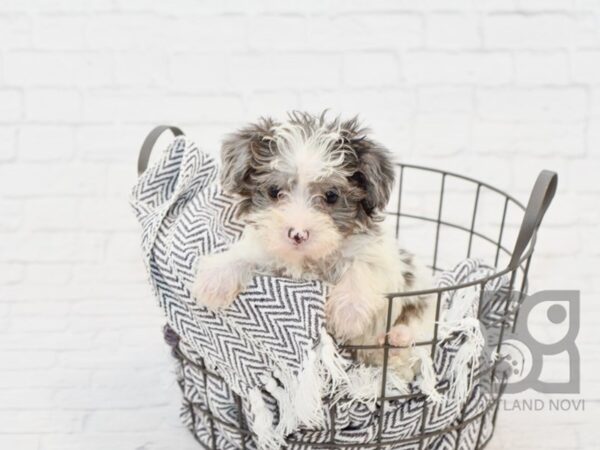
[507,170,558,271]
[137,125,184,176]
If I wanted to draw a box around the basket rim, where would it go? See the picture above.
[383,162,529,300]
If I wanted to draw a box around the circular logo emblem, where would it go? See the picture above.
[500,339,533,384]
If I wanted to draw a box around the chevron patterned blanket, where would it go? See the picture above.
[131,136,509,450]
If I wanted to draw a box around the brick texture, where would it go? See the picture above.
[0,2,598,449]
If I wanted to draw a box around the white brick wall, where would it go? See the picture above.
[0,1,598,449]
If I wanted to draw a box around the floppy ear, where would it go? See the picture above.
[343,120,395,217]
[220,118,277,195]
[353,142,395,216]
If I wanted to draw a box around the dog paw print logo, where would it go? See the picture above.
[500,339,533,385]
[485,290,580,394]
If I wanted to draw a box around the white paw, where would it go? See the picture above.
[326,286,373,341]
[378,324,414,348]
[192,262,243,311]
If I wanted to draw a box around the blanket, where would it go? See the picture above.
[131,135,509,450]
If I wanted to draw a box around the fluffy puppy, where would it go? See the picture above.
[192,112,434,380]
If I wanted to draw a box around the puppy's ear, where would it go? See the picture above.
[352,144,395,216]
[343,119,395,217]
[221,118,277,195]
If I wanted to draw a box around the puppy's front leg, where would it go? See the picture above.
[326,261,383,342]
[191,235,259,311]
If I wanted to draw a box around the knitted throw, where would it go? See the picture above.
[131,135,508,450]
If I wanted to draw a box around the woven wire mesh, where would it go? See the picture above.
[166,163,536,450]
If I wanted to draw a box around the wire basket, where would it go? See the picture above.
[139,129,557,450]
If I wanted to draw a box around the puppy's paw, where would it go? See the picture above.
[326,286,374,341]
[192,262,243,311]
[378,324,414,348]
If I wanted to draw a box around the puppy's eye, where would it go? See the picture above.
[324,190,339,204]
[268,186,281,200]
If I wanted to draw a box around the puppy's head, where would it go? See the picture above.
[221,112,395,265]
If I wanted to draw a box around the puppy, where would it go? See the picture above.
[192,112,434,380]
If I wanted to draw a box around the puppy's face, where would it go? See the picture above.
[221,113,395,266]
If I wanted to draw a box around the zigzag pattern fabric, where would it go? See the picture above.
[131,136,508,450]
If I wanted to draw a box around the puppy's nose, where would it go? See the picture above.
[288,228,309,244]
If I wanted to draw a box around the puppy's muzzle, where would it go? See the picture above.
[288,228,309,245]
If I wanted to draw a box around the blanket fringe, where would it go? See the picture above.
[335,365,411,410]
[447,317,485,407]
[439,288,486,409]
[318,331,351,391]
[248,388,284,450]
[261,330,351,449]
[412,346,443,404]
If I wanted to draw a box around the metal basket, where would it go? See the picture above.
[139,128,557,450]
